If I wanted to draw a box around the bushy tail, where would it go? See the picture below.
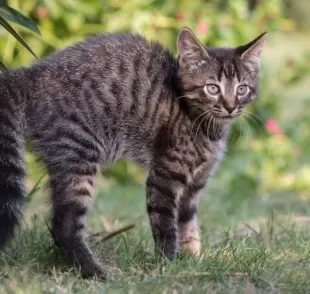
[0,76,25,248]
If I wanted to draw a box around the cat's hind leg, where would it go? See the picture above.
[48,164,107,279]
[34,128,108,279]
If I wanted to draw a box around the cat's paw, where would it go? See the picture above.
[80,261,112,280]
[180,237,201,257]
[75,261,114,281]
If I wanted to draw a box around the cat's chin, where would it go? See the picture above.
[212,116,237,127]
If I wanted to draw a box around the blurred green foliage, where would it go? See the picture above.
[283,0,310,30]
[0,0,294,67]
[0,0,309,197]
[0,1,40,70]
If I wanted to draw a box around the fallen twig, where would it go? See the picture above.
[90,224,135,244]
[243,222,265,242]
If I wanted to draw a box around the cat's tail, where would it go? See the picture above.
[0,73,26,248]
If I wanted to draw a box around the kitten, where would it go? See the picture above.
[0,28,267,279]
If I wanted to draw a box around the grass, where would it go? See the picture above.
[1,173,310,294]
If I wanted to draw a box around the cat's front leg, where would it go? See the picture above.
[146,167,185,260]
[178,192,201,256]
[178,180,206,257]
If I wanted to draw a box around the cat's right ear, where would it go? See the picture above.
[177,27,209,70]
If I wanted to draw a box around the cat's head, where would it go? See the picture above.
[177,28,267,122]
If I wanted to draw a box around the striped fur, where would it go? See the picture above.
[0,28,266,278]
[0,73,26,249]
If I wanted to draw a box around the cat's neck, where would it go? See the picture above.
[178,97,231,142]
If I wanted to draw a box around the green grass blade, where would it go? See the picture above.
[0,15,37,58]
[0,4,40,34]
[27,175,46,203]
[0,58,8,72]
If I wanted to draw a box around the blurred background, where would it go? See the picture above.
[0,0,309,217]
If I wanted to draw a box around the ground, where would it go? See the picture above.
[1,175,310,294]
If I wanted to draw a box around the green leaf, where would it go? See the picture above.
[0,4,40,34]
[0,15,37,58]
[0,58,8,72]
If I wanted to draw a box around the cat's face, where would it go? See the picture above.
[177,28,267,122]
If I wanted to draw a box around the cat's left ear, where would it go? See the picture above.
[236,32,268,67]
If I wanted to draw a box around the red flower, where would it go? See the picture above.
[264,119,282,136]
[196,21,208,35]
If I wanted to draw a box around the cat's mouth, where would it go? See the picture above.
[212,111,242,120]
[212,113,234,120]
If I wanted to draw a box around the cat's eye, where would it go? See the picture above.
[237,85,248,96]
[204,84,220,95]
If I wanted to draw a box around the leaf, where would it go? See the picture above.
[0,58,8,72]
[0,15,37,58]
[0,4,40,34]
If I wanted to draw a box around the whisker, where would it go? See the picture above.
[213,116,221,139]
[229,119,241,144]
[194,112,212,142]
[241,116,251,142]
[242,110,265,129]
[242,112,264,137]
[242,110,264,123]
[212,116,220,140]
[191,109,212,134]
[215,117,221,140]
[204,113,213,143]
[235,117,245,146]
[240,114,254,145]
[232,116,247,146]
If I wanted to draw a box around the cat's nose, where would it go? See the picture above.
[224,105,237,114]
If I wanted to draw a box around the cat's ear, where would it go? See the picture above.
[236,32,268,67]
[177,27,209,70]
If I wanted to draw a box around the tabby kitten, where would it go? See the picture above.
[0,28,267,279]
